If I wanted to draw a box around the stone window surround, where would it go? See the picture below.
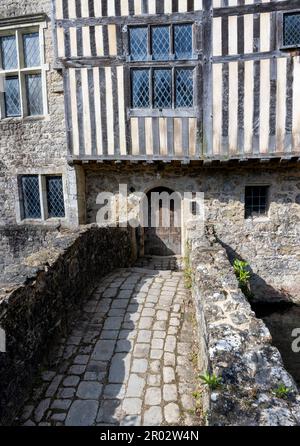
[0,16,49,121]
[244,183,271,222]
[15,169,68,226]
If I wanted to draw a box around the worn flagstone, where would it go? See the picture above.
[17,258,201,427]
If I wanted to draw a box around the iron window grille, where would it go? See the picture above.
[19,174,65,221]
[0,24,47,119]
[283,12,300,48]
[245,186,269,219]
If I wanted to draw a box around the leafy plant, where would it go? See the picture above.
[234,260,250,284]
[199,372,222,390]
[273,384,292,399]
[233,259,253,299]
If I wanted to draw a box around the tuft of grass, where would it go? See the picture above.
[183,243,193,290]
[199,372,222,390]
[273,384,292,399]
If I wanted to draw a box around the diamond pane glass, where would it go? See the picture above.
[174,24,193,59]
[284,14,300,47]
[176,69,193,108]
[132,69,150,108]
[23,32,40,67]
[46,176,65,218]
[152,26,170,60]
[130,27,148,61]
[26,74,43,116]
[4,76,21,117]
[0,35,17,70]
[21,175,41,219]
[154,69,172,109]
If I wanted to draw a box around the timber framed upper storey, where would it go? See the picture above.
[52,0,300,162]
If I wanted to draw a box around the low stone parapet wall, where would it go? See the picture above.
[190,229,300,426]
[0,225,135,425]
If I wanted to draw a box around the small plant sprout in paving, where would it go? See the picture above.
[200,373,223,390]
[273,384,293,399]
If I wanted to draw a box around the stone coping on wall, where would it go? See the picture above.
[0,224,135,424]
[190,230,300,426]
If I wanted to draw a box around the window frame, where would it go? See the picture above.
[244,185,270,220]
[18,174,66,223]
[126,21,199,118]
[279,10,300,51]
[0,20,48,120]
[131,66,196,112]
[127,23,197,63]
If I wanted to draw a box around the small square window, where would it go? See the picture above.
[245,186,269,219]
[0,25,46,120]
[46,176,65,218]
[283,13,300,48]
[21,175,41,219]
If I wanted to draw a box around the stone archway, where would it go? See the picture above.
[144,187,182,256]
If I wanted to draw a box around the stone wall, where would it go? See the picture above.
[0,0,80,226]
[0,225,136,425]
[84,162,300,302]
[0,225,62,274]
[190,228,300,426]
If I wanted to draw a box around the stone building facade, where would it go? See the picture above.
[0,0,300,303]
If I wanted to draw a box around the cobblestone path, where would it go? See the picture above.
[18,259,201,427]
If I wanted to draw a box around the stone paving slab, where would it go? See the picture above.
[17,258,201,427]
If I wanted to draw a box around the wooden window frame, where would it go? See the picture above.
[278,10,300,51]
[0,20,49,120]
[125,20,200,118]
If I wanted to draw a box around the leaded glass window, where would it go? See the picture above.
[152,26,170,61]
[176,69,194,108]
[23,32,40,67]
[26,74,43,116]
[21,175,42,219]
[0,35,17,70]
[19,174,65,221]
[5,76,21,117]
[283,13,300,47]
[0,25,45,119]
[132,69,150,108]
[129,23,195,110]
[46,176,65,218]
[174,24,193,59]
[154,69,172,109]
[129,27,148,61]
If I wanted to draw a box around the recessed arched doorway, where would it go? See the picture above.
[144,187,182,256]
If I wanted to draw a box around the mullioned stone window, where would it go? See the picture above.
[0,16,48,119]
[19,174,65,222]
